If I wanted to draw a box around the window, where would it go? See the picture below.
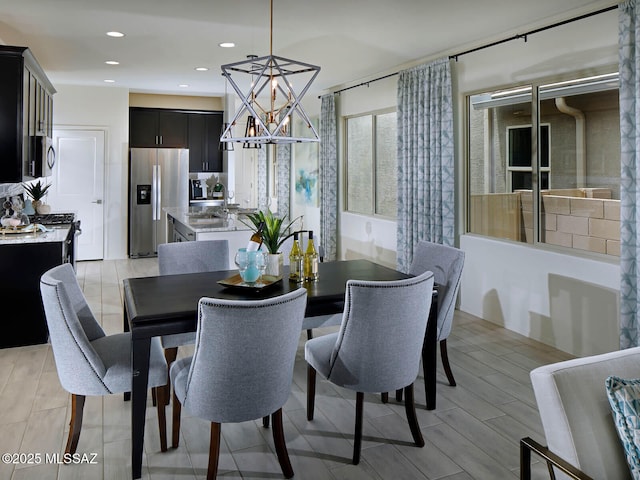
[467,72,621,256]
[507,124,550,191]
[345,111,397,217]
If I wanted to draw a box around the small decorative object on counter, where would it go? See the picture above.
[23,180,52,214]
[303,230,319,282]
[288,231,303,283]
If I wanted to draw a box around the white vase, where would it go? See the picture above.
[36,202,51,214]
[265,252,283,278]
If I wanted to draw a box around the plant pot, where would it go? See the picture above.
[35,202,51,215]
[265,252,283,277]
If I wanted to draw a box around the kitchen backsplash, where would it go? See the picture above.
[0,183,23,198]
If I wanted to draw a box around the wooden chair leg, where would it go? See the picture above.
[263,416,270,428]
[151,387,157,406]
[171,390,182,449]
[353,392,364,465]
[396,389,403,402]
[65,394,85,455]
[163,347,178,406]
[306,329,313,340]
[272,408,294,478]
[381,392,388,403]
[440,339,457,386]
[307,364,316,421]
[404,384,424,447]
[155,387,167,452]
[207,422,221,480]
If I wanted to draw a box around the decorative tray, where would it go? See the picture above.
[0,224,50,235]
[217,274,283,290]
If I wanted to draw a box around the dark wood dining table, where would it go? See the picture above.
[123,258,440,479]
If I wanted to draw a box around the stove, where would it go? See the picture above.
[29,213,76,225]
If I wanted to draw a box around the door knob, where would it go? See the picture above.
[92,199,103,204]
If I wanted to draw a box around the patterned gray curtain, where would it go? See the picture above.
[277,144,291,217]
[257,146,268,209]
[396,58,454,273]
[320,94,338,261]
[619,0,640,348]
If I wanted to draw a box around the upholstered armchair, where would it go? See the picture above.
[305,270,435,464]
[40,263,169,454]
[521,347,640,480]
[170,288,307,479]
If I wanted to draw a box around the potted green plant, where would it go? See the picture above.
[242,209,301,277]
[23,180,52,214]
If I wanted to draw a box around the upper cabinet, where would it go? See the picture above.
[129,108,188,148]
[129,107,223,172]
[188,111,223,172]
[0,46,55,183]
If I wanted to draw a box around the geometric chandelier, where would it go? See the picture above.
[219,0,321,145]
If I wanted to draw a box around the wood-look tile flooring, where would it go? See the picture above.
[0,258,574,480]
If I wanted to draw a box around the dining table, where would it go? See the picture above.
[122,258,440,479]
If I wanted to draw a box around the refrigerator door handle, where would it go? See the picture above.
[155,163,162,221]
[152,164,158,221]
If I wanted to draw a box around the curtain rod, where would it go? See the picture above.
[323,4,618,98]
[449,4,617,61]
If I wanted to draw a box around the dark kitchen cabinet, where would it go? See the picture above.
[188,111,223,172]
[0,46,55,183]
[129,108,188,148]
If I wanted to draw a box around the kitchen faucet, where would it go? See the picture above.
[213,180,227,210]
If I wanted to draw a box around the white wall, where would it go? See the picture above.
[53,85,129,259]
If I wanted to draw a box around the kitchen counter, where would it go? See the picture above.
[164,206,254,233]
[165,207,257,267]
[0,224,73,246]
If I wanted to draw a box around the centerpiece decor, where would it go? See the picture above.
[23,180,52,214]
[242,209,300,277]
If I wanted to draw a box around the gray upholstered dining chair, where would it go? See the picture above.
[40,263,169,454]
[170,288,307,479]
[157,239,229,365]
[409,240,465,386]
[305,270,435,464]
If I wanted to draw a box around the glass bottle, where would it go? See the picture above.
[303,230,319,282]
[247,222,264,251]
[288,231,303,283]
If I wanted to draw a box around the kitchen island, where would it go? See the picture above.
[165,207,254,266]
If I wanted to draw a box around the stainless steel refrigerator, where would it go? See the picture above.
[129,148,189,258]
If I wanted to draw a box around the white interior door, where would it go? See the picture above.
[50,129,105,261]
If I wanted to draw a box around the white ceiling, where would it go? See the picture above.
[0,0,619,97]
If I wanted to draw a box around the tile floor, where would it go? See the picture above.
[0,258,574,479]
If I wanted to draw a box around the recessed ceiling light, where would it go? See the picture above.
[194,67,209,72]
[104,79,115,83]
[178,84,189,88]
[219,42,235,48]
[105,60,120,65]
[106,31,125,38]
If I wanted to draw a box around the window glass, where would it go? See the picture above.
[346,116,373,215]
[345,111,397,218]
[375,112,397,217]
[467,73,620,256]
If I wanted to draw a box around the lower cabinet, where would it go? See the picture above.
[0,241,70,348]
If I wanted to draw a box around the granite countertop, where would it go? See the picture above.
[0,224,72,246]
[165,206,255,233]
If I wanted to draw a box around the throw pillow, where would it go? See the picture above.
[606,375,640,480]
